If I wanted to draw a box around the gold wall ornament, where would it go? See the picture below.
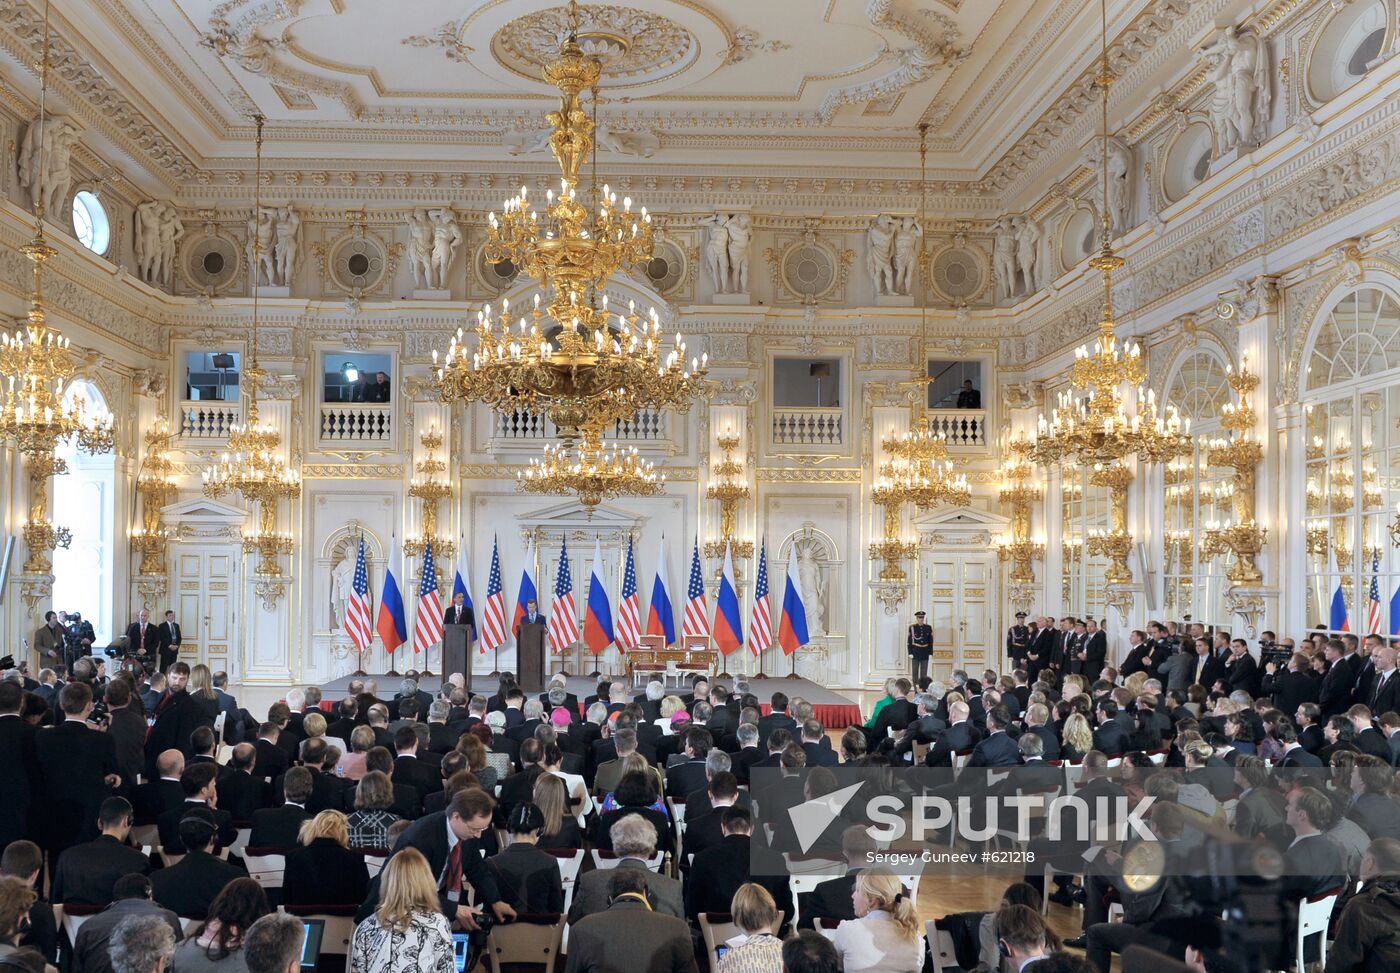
[406,427,454,563]
[996,434,1045,584]
[704,431,753,560]
[131,418,178,575]
[517,431,664,517]
[1200,357,1266,585]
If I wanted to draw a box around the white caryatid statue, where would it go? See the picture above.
[1015,216,1043,295]
[700,213,732,293]
[866,214,897,296]
[157,204,184,288]
[248,206,277,287]
[274,204,301,287]
[428,208,463,289]
[1200,26,1271,154]
[407,208,433,289]
[726,213,752,294]
[992,217,1017,301]
[134,201,164,285]
[1084,137,1132,236]
[331,548,356,632]
[18,116,81,219]
[796,541,828,638]
[892,216,923,296]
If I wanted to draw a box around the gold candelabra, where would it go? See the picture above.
[132,419,178,575]
[517,431,664,516]
[705,432,753,560]
[996,436,1044,583]
[0,3,115,575]
[201,115,301,577]
[1083,462,1137,584]
[1199,357,1266,585]
[1307,522,1330,556]
[434,0,706,435]
[869,475,918,581]
[406,428,455,562]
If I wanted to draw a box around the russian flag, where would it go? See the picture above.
[713,542,744,656]
[512,538,539,636]
[1391,584,1400,637]
[1330,580,1349,633]
[777,543,810,656]
[583,537,614,655]
[375,549,408,653]
[453,538,474,644]
[646,534,676,645]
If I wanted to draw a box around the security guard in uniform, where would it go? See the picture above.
[908,610,933,683]
[1007,611,1032,669]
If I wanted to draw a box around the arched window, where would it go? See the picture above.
[1163,352,1232,625]
[1060,464,1110,622]
[1302,286,1400,636]
[52,380,116,640]
[71,191,110,256]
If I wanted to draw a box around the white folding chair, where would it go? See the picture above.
[1292,887,1342,972]
[225,827,252,860]
[243,851,286,890]
[590,849,663,871]
[543,848,585,912]
[926,920,958,973]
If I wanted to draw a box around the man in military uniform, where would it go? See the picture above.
[1007,612,1032,669]
[908,610,933,683]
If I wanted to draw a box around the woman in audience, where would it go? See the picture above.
[864,679,901,729]
[540,742,591,819]
[339,725,375,780]
[172,878,269,973]
[659,694,686,730]
[188,664,221,726]
[716,883,783,973]
[592,769,673,856]
[455,732,497,793]
[283,810,370,908]
[832,869,923,973]
[486,803,564,915]
[349,848,454,973]
[471,722,511,780]
[0,876,53,973]
[347,771,401,851]
[599,753,665,812]
[975,882,1044,973]
[1060,712,1093,763]
[301,712,335,753]
[840,727,868,765]
[533,772,582,850]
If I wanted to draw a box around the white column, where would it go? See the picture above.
[1279,402,1307,636]
[241,397,295,685]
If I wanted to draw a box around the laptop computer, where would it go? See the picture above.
[299,919,325,971]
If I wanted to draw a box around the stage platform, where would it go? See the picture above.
[315,672,865,729]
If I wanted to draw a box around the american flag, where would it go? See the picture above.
[413,539,445,653]
[547,535,579,653]
[749,538,772,654]
[344,536,373,654]
[479,536,508,651]
[1368,551,1383,635]
[682,537,710,639]
[616,536,640,652]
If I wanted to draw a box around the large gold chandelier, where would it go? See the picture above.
[0,0,114,575]
[202,115,301,577]
[1029,0,1191,585]
[518,433,664,517]
[434,0,706,436]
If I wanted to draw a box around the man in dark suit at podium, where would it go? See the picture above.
[444,591,474,629]
[125,608,161,671]
[514,598,547,690]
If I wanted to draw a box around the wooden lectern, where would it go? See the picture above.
[516,618,547,692]
[443,625,472,694]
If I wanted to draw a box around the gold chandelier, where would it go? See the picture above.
[1201,358,1266,583]
[202,115,301,577]
[997,435,1045,583]
[132,419,178,575]
[0,0,114,575]
[705,431,753,560]
[517,432,664,517]
[433,0,706,435]
[406,427,455,562]
[1030,0,1191,585]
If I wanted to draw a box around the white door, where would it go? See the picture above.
[924,553,996,677]
[174,546,238,677]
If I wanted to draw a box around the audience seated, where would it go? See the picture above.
[248,768,311,850]
[533,772,583,851]
[348,848,454,973]
[170,878,269,973]
[565,868,696,973]
[830,869,922,973]
[150,811,247,920]
[72,876,183,973]
[156,764,236,854]
[486,802,565,914]
[345,771,401,851]
[108,912,176,973]
[282,810,370,909]
[592,770,673,856]
[53,797,151,906]
[0,842,55,964]
[241,913,305,973]
[570,817,682,924]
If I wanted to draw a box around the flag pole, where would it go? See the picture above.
[353,528,368,676]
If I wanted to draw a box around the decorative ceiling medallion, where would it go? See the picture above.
[492,4,697,87]
[929,244,988,304]
[180,232,242,298]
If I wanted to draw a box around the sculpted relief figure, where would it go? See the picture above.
[274,204,301,287]
[1200,26,1270,154]
[18,116,81,218]
[247,206,277,287]
[866,215,897,296]
[726,214,752,294]
[134,201,163,285]
[428,208,463,290]
[1015,217,1043,295]
[700,212,753,295]
[407,208,433,289]
[1084,137,1132,236]
[892,216,923,296]
[992,217,1018,301]
[157,205,185,289]
[700,213,731,293]
[796,540,828,639]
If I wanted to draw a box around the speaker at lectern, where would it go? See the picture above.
[443,624,472,694]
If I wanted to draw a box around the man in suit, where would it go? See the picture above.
[71,874,184,973]
[1224,638,1261,697]
[730,724,763,784]
[443,590,474,630]
[249,767,313,849]
[1346,755,1400,840]
[104,681,146,790]
[756,692,798,752]
[567,868,695,973]
[325,698,359,743]
[156,763,237,853]
[51,796,150,906]
[569,814,682,924]
[685,806,792,927]
[156,610,182,675]
[1264,652,1320,714]
[144,662,206,775]
[210,671,242,744]
[36,681,120,854]
[132,750,186,826]
[664,727,713,797]
[216,743,267,822]
[889,695,944,764]
[425,700,458,754]
[926,701,981,767]
[124,608,161,671]
[907,610,933,683]
[506,699,545,744]
[357,788,517,930]
[274,738,351,813]
[34,611,66,670]
[1350,705,1393,761]
[364,746,424,819]
[968,705,1019,767]
[678,771,742,864]
[1320,638,1362,716]
[1282,787,1346,900]
[1081,619,1108,677]
[799,719,839,767]
[1295,703,1326,755]
[251,723,290,780]
[1092,699,1132,756]
[150,809,247,918]
[0,682,38,856]
[1026,617,1057,683]
[1023,703,1061,760]
[796,824,873,929]
[867,682,916,746]
[1367,646,1400,716]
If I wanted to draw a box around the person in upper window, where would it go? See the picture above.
[956,379,981,409]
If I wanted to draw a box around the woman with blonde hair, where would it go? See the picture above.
[347,771,401,850]
[864,679,901,729]
[283,810,369,908]
[832,868,923,973]
[187,663,220,725]
[1061,712,1093,762]
[1124,671,1148,698]
[349,848,454,973]
[716,883,782,973]
[339,725,375,780]
[532,772,582,850]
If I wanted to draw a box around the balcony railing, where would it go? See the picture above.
[773,407,843,447]
[179,401,239,440]
[320,403,393,445]
[926,409,987,449]
[492,408,667,443]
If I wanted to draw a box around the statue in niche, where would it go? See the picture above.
[428,208,462,289]
[247,206,277,287]
[330,544,357,632]
[992,217,1018,301]
[700,214,731,293]
[700,212,752,294]
[726,213,752,294]
[134,201,164,285]
[1083,137,1132,236]
[795,537,829,638]
[866,214,897,296]
[274,204,301,286]
[892,216,923,296]
[407,208,433,289]
[18,116,80,218]
[1200,26,1270,154]
[1015,216,1043,295]
[157,205,185,288]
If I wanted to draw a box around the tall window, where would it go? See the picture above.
[1163,352,1232,624]
[1303,287,1400,636]
[51,381,116,640]
[1060,466,1109,621]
